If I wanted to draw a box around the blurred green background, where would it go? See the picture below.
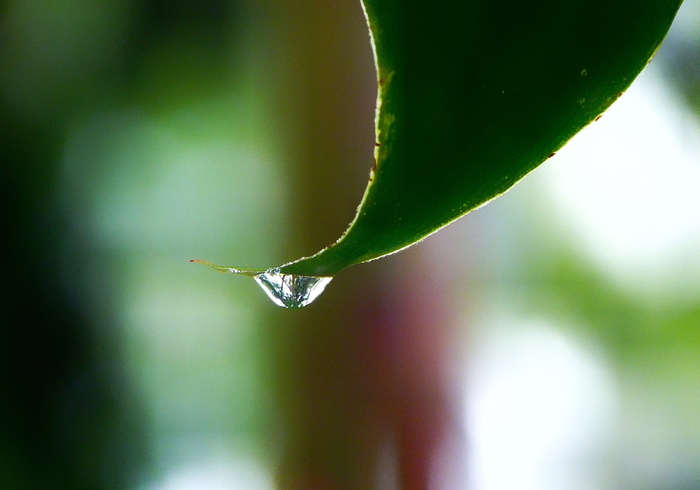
[2,0,700,489]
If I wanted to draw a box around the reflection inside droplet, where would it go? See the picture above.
[253,269,332,308]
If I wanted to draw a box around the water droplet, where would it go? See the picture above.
[253,269,333,308]
[190,259,332,308]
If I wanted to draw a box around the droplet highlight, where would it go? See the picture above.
[254,269,332,308]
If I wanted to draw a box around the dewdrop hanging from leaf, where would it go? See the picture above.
[190,260,332,308]
[193,0,683,307]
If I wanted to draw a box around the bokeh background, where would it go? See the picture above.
[2,0,700,488]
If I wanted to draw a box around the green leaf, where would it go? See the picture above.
[194,0,684,306]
